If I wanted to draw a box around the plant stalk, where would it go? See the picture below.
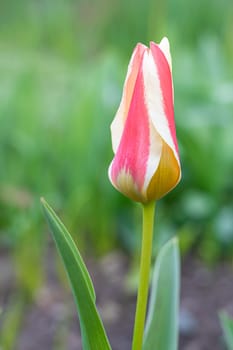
[132,201,156,350]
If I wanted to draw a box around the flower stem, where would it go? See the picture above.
[132,201,156,350]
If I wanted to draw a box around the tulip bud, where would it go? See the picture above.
[108,38,181,203]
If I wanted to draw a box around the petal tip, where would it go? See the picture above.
[149,37,172,70]
[158,37,172,70]
[159,37,170,49]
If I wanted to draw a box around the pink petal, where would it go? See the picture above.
[110,43,147,153]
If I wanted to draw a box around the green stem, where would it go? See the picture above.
[132,201,156,350]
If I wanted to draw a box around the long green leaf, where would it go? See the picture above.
[41,198,111,350]
[143,238,180,350]
[220,312,233,350]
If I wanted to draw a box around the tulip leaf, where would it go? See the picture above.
[220,312,233,350]
[41,198,112,350]
[143,238,180,350]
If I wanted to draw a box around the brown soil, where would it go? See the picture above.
[1,247,233,350]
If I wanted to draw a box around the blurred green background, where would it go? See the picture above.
[0,0,233,346]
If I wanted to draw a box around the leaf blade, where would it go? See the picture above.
[143,238,180,350]
[41,198,111,350]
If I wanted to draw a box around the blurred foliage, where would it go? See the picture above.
[0,0,233,283]
[0,297,24,349]
[220,312,233,350]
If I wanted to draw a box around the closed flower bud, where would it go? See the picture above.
[108,38,181,203]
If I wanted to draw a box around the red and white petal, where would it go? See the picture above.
[158,37,174,104]
[158,37,172,72]
[142,43,180,163]
[110,43,147,153]
[109,49,162,202]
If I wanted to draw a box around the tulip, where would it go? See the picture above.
[108,38,181,203]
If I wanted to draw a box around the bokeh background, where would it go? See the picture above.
[0,0,233,349]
